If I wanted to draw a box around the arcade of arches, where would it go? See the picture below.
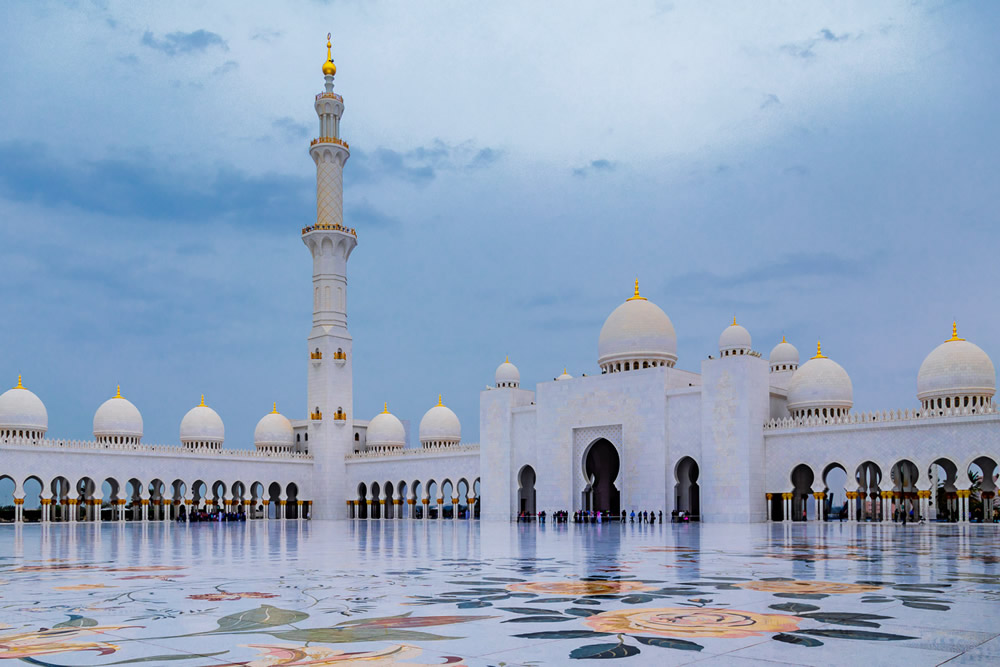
[767,457,1000,523]
[0,475,309,523]
[349,477,481,520]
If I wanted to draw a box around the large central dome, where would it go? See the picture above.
[598,280,677,372]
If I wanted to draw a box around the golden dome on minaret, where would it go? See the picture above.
[322,33,337,76]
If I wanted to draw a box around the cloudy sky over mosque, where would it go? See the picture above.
[1,1,998,446]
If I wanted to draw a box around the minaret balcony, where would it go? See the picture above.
[310,350,323,360]
[333,409,347,424]
[333,350,347,364]
[310,410,323,421]
[310,136,349,149]
[315,92,343,103]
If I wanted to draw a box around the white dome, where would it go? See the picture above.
[719,319,752,355]
[367,404,406,448]
[556,368,573,381]
[917,324,995,402]
[93,387,143,440]
[598,281,677,370]
[769,337,800,370]
[787,343,853,415]
[496,358,520,388]
[419,396,461,445]
[254,404,294,449]
[0,376,48,434]
[179,397,225,445]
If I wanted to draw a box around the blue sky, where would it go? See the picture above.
[1,1,998,447]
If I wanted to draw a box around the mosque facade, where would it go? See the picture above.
[1,44,998,525]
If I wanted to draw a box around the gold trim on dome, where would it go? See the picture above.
[946,321,965,342]
[626,278,647,301]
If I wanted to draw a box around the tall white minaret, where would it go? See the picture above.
[304,34,356,520]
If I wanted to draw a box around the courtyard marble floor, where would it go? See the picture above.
[0,521,998,666]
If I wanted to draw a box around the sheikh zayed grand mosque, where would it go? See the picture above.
[1,43,998,527]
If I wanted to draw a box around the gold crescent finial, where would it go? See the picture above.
[15,374,23,389]
[437,394,443,407]
[383,402,389,414]
[505,355,509,363]
[732,315,737,326]
[563,368,567,374]
[322,33,337,76]
[627,278,647,301]
[115,384,121,399]
[812,340,826,359]
[947,321,965,342]
[199,394,205,407]
[781,334,786,344]
[272,402,278,414]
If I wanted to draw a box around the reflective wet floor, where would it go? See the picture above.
[0,521,998,665]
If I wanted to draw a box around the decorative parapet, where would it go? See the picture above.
[346,444,480,460]
[301,222,357,237]
[310,136,349,149]
[764,402,999,432]
[315,92,344,103]
[0,435,313,460]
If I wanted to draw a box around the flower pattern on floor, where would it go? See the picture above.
[0,522,996,663]
[584,607,802,638]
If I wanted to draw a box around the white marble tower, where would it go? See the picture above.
[303,35,356,519]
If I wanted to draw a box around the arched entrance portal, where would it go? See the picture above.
[583,439,620,515]
[518,465,536,515]
[675,456,700,519]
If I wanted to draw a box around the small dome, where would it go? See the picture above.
[93,386,143,441]
[917,323,995,403]
[180,396,225,446]
[419,396,461,445]
[769,336,800,371]
[787,342,853,416]
[0,376,48,435]
[719,318,752,355]
[254,403,294,449]
[367,403,406,448]
[556,368,573,381]
[598,280,677,371]
[496,357,520,388]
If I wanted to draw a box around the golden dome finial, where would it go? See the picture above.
[947,321,965,342]
[732,315,737,326]
[199,394,205,407]
[322,32,337,76]
[272,402,278,414]
[563,367,568,374]
[14,374,23,389]
[781,334,786,344]
[115,384,122,399]
[812,340,826,359]
[627,278,647,301]
[383,402,389,414]
[505,355,509,364]
[437,394,443,407]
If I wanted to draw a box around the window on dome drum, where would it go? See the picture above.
[354,432,359,441]
[304,433,308,441]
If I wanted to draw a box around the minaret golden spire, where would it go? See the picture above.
[812,341,826,359]
[322,32,337,76]
[946,321,965,342]
[627,278,647,301]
